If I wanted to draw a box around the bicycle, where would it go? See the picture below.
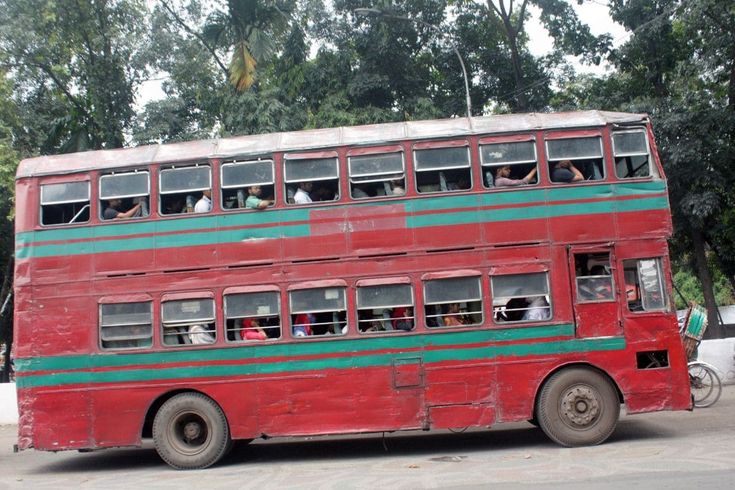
[679,304,722,408]
[688,360,722,408]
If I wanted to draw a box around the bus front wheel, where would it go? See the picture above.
[536,367,619,447]
[152,392,230,469]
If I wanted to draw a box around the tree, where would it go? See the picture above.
[0,0,149,152]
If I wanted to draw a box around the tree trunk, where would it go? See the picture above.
[691,227,722,339]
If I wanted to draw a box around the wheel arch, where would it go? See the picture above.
[533,362,624,415]
[141,388,229,439]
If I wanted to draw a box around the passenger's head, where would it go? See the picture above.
[202,189,212,199]
[557,160,573,169]
[248,185,262,196]
[496,165,511,178]
[299,182,313,192]
[448,303,460,313]
[590,265,607,276]
[107,199,122,209]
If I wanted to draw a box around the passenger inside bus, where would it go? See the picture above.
[494,165,538,187]
[550,160,584,183]
[292,313,314,336]
[442,303,469,326]
[294,182,313,204]
[194,189,212,213]
[102,198,143,220]
[392,307,414,331]
[522,296,551,321]
[188,324,215,344]
[240,318,267,340]
[245,185,274,210]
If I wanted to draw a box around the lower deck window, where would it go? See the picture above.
[99,302,153,350]
[161,298,216,346]
[357,283,414,333]
[224,291,281,342]
[575,253,614,302]
[289,287,347,337]
[623,258,667,312]
[424,276,483,328]
[492,272,552,323]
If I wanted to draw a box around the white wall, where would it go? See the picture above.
[0,382,17,425]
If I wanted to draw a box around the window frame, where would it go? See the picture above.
[98,300,153,351]
[98,169,151,221]
[347,150,406,200]
[479,138,538,189]
[545,135,605,183]
[491,271,553,324]
[412,142,472,195]
[612,128,653,180]
[158,163,212,215]
[160,295,217,347]
[223,287,281,343]
[422,274,483,328]
[356,279,415,334]
[288,283,348,338]
[283,152,340,205]
[39,180,91,227]
[220,158,276,211]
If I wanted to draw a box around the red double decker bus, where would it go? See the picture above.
[14,111,691,469]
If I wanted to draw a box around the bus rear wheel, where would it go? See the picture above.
[536,367,619,447]
[152,392,230,469]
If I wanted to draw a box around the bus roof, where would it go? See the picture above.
[16,110,648,179]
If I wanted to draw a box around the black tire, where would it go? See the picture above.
[689,362,722,408]
[536,367,620,447]
[152,392,230,470]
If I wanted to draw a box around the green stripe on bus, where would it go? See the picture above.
[15,182,669,259]
[15,335,624,389]
[16,324,575,373]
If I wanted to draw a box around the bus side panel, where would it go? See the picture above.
[253,366,424,437]
[617,208,671,238]
[31,292,94,355]
[91,387,157,448]
[17,388,92,450]
[347,203,412,256]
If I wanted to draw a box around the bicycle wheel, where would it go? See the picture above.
[688,362,722,408]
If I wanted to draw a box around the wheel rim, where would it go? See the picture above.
[166,409,212,457]
[559,384,601,429]
[689,366,715,405]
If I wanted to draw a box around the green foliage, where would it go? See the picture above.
[673,268,735,310]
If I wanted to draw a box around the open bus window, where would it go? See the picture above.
[221,159,275,210]
[623,258,667,312]
[289,287,347,337]
[480,140,538,188]
[546,136,604,183]
[224,291,281,342]
[161,298,216,346]
[159,164,211,215]
[414,146,471,194]
[492,272,552,323]
[613,130,653,179]
[40,181,90,226]
[99,170,150,220]
[357,283,414,333]
[574,253,614,302]
[349,152,405,199]
[424,276,483,328]
[99,302,153,350]
[284,156,339,204]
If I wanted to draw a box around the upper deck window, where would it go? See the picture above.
[221,159,275,210]
[161,298,216,346]
[357,283,414,333]
[349,152,406,199]
[492,272,552,323]
[224,291,281,342]
[414,146,471,194]
[284,156,339,204]
[289,287,347,337]
[613,130,653,179]
[546,136,604,183]
[99,302,153,350]
[424,276,483,328]
[40,181,90,226]
[99,170,150,220]
[159,164,212,215]
[480,140,538,188]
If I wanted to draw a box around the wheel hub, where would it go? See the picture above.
[183,421,202,442]
[561,386,600,426]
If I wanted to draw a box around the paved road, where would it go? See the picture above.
[1,387,734,489]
